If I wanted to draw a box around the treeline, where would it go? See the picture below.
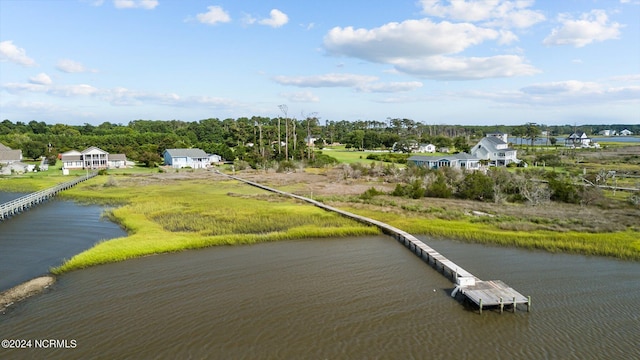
[0,118,638,167]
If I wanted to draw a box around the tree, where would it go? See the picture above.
[524,122,541,147]
[457,171,495,201]
[453,136,470,153]
[23,140,46,160]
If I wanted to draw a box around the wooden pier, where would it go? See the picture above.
[219,171,530,314]
[0,172,97,221]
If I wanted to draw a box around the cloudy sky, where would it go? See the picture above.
[1,0,638,126]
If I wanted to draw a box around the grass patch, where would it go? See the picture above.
[337,205,640,260]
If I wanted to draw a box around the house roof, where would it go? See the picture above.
[0,149,22,162]
[81,146,108,155]
[61,154,82,161]
[164,148,209,158]
[473,136,515,152]
[109,154,127,161]
[0,143,13,151]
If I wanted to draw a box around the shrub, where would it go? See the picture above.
[457,171,495,202]
[359,187,385,200]
[426,174,452,198]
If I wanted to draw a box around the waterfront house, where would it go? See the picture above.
[61,146,127,170]
[408,153,481,170]
[620,129,633,136]
[565,132,591,147]
[470,134,518,166]
[163,148,210,169]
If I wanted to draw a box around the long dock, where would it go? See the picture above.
[218,171,530,314]
[0,172,97,221]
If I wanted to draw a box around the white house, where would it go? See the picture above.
[620,129,634,136]
[163,148,210,169]
[415,143,436,153]
[61,146,127,169]
[408,153,481,170]
[470,135,518,166]
[565,132,591,147]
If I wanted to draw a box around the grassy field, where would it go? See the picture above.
[321,146,380,164]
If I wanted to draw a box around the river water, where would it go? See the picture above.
[0,192,127,291]
[1,230,638,359]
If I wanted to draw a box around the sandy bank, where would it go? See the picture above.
[0,275,56,312]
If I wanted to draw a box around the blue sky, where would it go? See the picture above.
[1,0,639,126]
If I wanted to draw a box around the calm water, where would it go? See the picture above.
[1,235,638,359]
[0,192,127,291]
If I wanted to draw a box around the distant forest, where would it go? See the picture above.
[1,118,638,167]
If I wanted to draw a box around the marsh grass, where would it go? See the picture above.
[52,178,379,273]
[336,204,640,260]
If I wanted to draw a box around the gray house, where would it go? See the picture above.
[163,148,211,169]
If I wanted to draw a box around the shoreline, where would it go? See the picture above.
[0,275,56,313]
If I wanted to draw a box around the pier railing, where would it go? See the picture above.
[0,172,98,221]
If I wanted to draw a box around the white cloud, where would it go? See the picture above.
[196,6,231,25]
[273,73,378,87]
[280,91,320,103]
[322,16,544,81]
[466,79,640,106]
[29,73,52,85]
[258,9,289,28]
[393,54,540,80]
[3,83,46,93]
[3,82,99,97]
[419,0,545,28]
[357,81,423,93]
[273,73,423,94]
[543,10,622,47]
[324,19,498,63]
[50,84,100,97]
[0,40,37,67]
[113,0,158,9]
[56,59,96,73]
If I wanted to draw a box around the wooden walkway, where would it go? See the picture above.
[0,172,97,221]
[218,171,530,314]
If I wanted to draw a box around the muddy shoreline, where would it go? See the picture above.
[0,275,56,313]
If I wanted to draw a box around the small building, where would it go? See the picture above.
[163,148,210,169]
[620,129,633,136]
[208,154,223,164]
[61,146,127,169]
[415,143,436,153]
[598,130,616,136]
[470,135,518,166]
[565,132,591,147]
[408,153,481,170]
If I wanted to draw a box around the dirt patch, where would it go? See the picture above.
[0,275,56,312]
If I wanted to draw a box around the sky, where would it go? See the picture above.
[0,0,639,126]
